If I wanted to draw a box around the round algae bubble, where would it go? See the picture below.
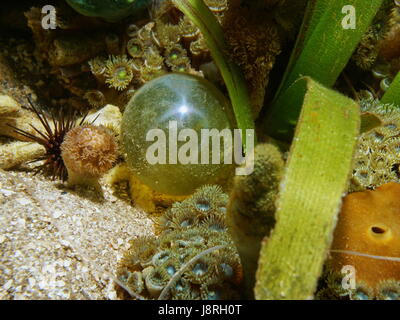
[121,73,235,195]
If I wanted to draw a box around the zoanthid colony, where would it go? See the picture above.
[116,185,243,300]
[350,97,400,192]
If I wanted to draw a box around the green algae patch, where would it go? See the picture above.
[172,0,255,147]
[255,77,360,300]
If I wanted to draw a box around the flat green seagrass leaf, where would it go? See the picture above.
[267,0,383,139]
[255,77,360,300]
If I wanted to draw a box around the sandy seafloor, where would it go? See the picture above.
[0,169,154,299]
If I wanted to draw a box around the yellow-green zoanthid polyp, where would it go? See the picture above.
[121,73,235,195]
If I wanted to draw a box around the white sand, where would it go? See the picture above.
[0,169,154,299]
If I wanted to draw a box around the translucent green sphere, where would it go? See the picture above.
[65,0,149,22]
[121,73,234,195]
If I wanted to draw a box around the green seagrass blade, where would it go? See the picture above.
[255,77,360,300]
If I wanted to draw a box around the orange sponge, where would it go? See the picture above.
[331,182,400,290]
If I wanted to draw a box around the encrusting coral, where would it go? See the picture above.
[350,97,400,192]
[317,182,400,300]
[226,143,285,298]
[116,185,243,300]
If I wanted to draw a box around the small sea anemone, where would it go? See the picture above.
[151,250,173,267]
[184,258,216,285]
[327,182,400,299]
[189,35,209,58]
[159,256,180,277]
[138,22,156,44]
[164,44,189,69]
[143,48,164,70]
[126,24,140,37]
[165,185,228,226]
[192,185,228,215]
[127,38,145,59]
[171,60,193,73]
[170,209,199,231]
[200,215,226,232]
[125,271,144,295]
[123,236,159,268]
[376,280,400,300]
[154,23,181,48]
[351,282,375,300]
[178,16,200,40]
[60,125,117,185]
[83,90,106,108]
[88,56,107,75]
[140,66,166,82]
[204,0,228,13]
[144,266,170,298]
[104,55,136,91]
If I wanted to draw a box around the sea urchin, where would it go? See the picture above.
[8,97,85,181]
[8,97,118,187]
